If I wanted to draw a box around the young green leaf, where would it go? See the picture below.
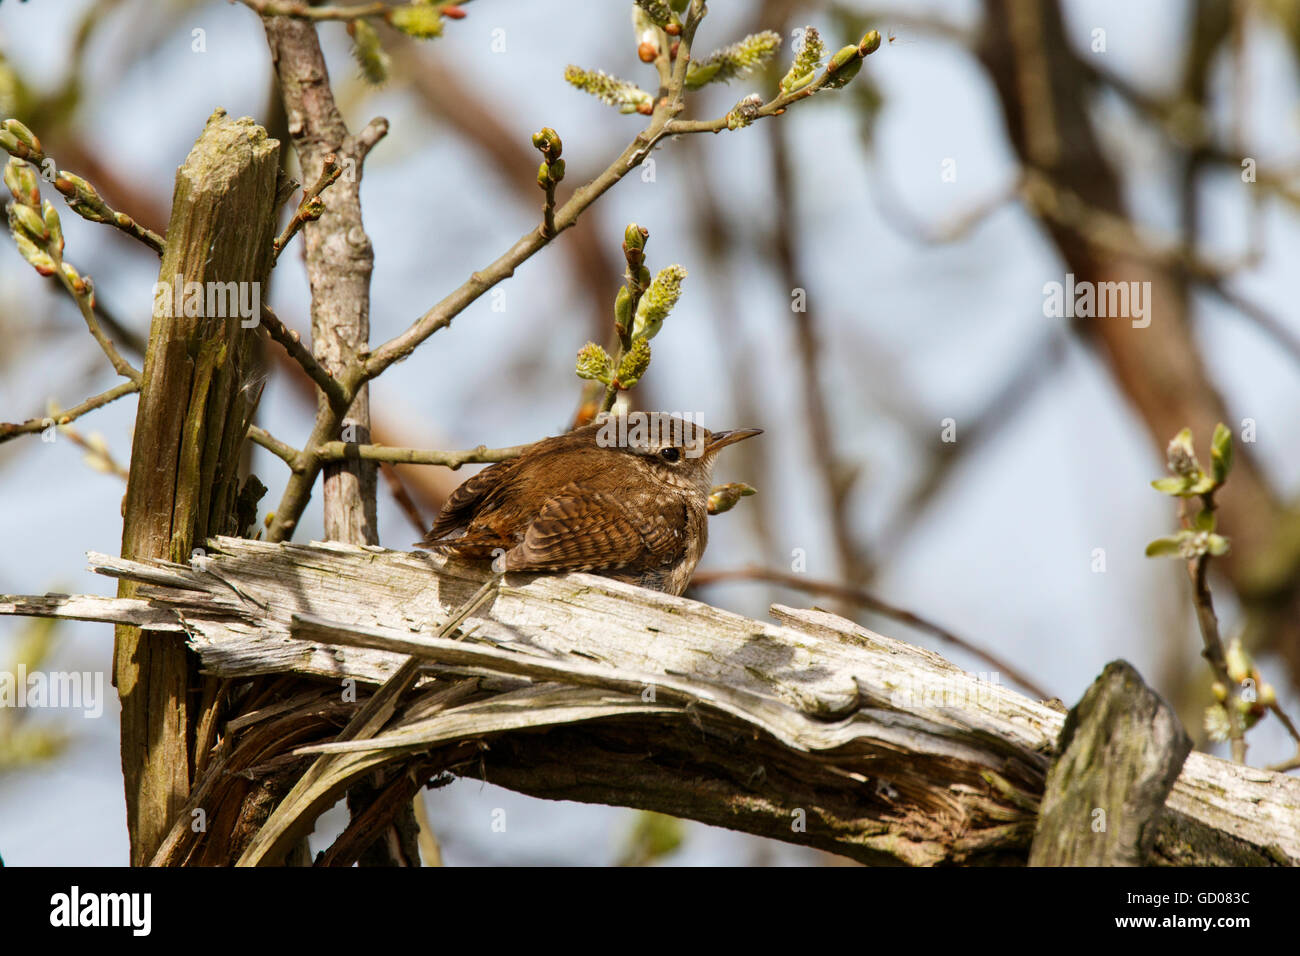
[1144,535,1185,558]
[1150,476,1192,495]
[1210,422,1233,484]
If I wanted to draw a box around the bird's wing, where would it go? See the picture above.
[420,458,517,543]
[507,488,671,572]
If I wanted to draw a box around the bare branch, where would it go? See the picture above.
[255,302,347,409]
[7,537,1296,866]
[272,154,341,262]
[316,441,527,469]
[247,424,303,469]
[0,379,139,444]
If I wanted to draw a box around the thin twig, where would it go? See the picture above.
[265,1,881,544]
[0,379,139,444]
[690,565,1050,699]
[1264,704,1300,774]
[58,422,130,480]
[538,169,558,240]
[1182,491,1247,764]
[240,0,471,22]
[316,441,527,469]
[49,256,140,383]
[256,302,347,409]
[1,137,164,254]
[262,2,706,541]
[247,424,303,469]
[273,154,342,262]
[360,2,867,382]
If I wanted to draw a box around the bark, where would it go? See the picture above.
[113,110,280,864]
[1029,660,1193,865]
[23,537,1293,867]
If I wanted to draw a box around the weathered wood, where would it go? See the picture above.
[1029,660,1193,866]
[114,113,280,865]
[8,537,1296,865]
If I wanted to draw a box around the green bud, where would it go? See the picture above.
[622,223,648,268]
[4,157,39,206]
[348,19,390,86]
[624,223,648,251]
[614,285,633,336]
[548,158,565,183]
[537,161,553,190]
[42,200,62,256]
[616,337,651,388]
[708,482,756,515]
[1225,639,1251,685]
[10,200,47,241]
[633,264,686,341]
[1206,533,1230,556]
[531,127,563,161]
[1210,422,1233,484]
[11,228,56,275]
[859,30,882,56]
[0,129,18,156]
[56,171,112,222]
[824,46,863,89]
[388,4,444,39]
[575,342,613,384]
[828,45,859,71]
[1,118,41,156]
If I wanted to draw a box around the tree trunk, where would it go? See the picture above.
[113,110,280,865]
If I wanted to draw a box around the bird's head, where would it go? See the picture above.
[587,412,762,493]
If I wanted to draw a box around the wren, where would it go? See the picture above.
[417,413,761,595]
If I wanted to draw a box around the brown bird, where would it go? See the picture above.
[417,414,761,595]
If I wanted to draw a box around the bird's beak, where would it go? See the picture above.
[705,427,763,454]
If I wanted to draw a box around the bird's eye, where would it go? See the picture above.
[658,447,681,463]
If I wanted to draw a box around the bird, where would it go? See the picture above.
[417,413,761,595]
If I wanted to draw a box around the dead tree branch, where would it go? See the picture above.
[8,537,1295,866]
